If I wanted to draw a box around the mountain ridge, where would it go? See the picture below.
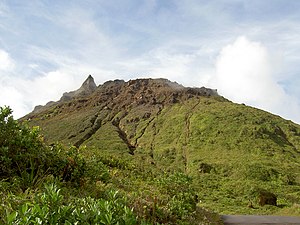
[28,75,219,117]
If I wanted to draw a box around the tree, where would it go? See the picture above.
[0,106,50,182]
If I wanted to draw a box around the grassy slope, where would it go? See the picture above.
[28,96,300,216]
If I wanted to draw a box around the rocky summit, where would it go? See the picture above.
[61,74,97,101]
[29,76,219,117]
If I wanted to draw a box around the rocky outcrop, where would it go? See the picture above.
[28,76,219,120]
[60,75,97,101]
[31,75,97,114]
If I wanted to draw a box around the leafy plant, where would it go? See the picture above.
[2,184,142,225]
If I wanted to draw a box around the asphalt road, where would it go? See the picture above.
[221,215,300,225]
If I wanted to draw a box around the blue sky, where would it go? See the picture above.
[1,0,300,123]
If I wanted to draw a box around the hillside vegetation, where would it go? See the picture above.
[1,106,222,224]
[19,77,300,219]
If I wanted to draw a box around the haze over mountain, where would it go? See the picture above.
[24,75,300,216]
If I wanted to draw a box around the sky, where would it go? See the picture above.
[1,0,300,124]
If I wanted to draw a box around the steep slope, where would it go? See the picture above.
[23,76,300,215]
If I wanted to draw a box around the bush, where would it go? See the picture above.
[0,106,88,189]
[0,107,48,181]
[155,172,198,220]
[242,163,279,182]
[2,183,142,225]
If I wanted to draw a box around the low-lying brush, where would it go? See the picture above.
[0,106,222,224]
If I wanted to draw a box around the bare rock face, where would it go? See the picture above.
[28,76,219,116]
[61,75,97,101]
[80,74,97,92]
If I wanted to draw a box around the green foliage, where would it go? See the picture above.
[155,172,197,218]
[1,106,220,224]
[0,106,110,190]
[0,106,51,189]
[85,156,111,184]
[241,163,279,181]
[62,146,86,185]
[1,184,141,225]
[0,107,79,189]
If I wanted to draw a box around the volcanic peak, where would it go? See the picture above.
[31,76,219,115]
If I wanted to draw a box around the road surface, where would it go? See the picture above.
[221,215,300,225]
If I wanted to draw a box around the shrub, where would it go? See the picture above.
[2,183,142,225]
[0,106,88,189]
[155,172,198,220]
[242,163,279,182]
[0,106,47,181]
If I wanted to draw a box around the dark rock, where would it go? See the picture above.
[199,162,213,173]
[258,190,277,206]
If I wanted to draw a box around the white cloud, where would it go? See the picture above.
[0,49,14,71]
[0,85,25,116]
[209,36,300,123]
[115,45,208,87]
[143,49,196,82]
[0,71,78,118]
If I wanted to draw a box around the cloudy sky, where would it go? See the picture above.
[1,0,300,123]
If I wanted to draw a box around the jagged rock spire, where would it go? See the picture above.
[81,75,97,92]
[60,75,97,101]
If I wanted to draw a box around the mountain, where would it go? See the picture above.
[23,75,300,216]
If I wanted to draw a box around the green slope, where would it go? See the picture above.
[24,78,300,216]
